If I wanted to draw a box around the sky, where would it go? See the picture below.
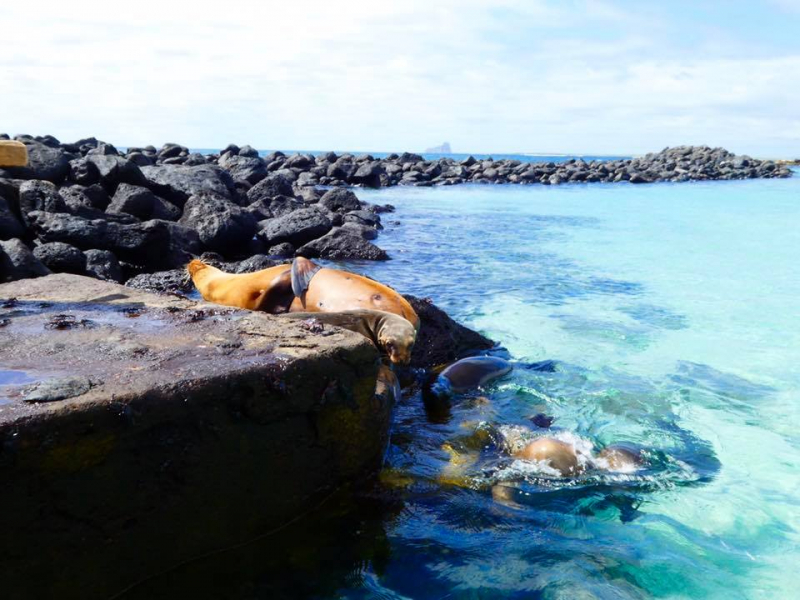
[1,0,798,157]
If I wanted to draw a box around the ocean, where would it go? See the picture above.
[129,171,799,599]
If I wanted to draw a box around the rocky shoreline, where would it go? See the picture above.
[1,134,794,287]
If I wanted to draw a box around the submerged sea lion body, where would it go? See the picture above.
[513,437,582,477]
[290,257,419,329]
[282,309,416,365]
[430,356,512,397]
[595,445,643,473]
[187,259,294,312]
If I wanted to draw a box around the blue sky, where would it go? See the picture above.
[1,0,798,156]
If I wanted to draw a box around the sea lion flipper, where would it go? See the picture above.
[291,257,321,297]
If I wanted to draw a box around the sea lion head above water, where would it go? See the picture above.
[282,309,416,365]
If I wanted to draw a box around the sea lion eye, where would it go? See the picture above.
[386,342,395,354]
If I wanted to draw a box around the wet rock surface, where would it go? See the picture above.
[404,295,495,369]
[0,274,391,599]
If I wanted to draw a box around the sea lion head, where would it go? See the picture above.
[378,314,417,365]
[187,259,208,278]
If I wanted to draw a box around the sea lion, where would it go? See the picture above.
[282,309,416,365]
[428,356,512,397]
[595,445,643,473]
[290,257,419,329]
[187,259,294,312]
[513,437,583,477]
[0,140,28,167]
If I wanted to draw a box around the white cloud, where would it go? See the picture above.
[0,0,797,156]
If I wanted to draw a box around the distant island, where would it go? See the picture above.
[425,142,452,154]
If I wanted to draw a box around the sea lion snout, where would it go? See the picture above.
[187,259,208,277]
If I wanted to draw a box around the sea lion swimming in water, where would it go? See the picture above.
[512,437,584,477]
[281,309,417,365]
[187,257,419,328]
[428,356,512,398]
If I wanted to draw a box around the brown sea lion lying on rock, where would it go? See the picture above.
[188,257,419,328]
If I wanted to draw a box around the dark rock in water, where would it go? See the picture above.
[141,164,235,206]
[319,188,361,213]
[344,209,383,229]
[0,194,24,240]
[84,249,124,282]
[24,376,94,403]
[340,222,379,240]
[404,295,495,369]
[258,207,332,247]
[247,172,295,203]
[178,193,256,254]
[32,242,86,274]
[267,242,295,258]
[296,226,388,260]
[18,180,67,226]
[126,268,193,294]
[0,238,51,282]
[351,162,383,187]
[0,141,72,184]
[530,413,555,428]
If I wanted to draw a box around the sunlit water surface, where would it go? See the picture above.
[136,175,800,600]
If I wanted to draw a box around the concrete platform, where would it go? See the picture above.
[0,274,393,599]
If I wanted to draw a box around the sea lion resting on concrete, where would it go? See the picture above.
[281,309,417,365]
[187,257,419,329]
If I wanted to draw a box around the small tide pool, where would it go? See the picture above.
[130,174,800,599]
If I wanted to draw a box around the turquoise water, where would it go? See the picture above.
[349,176,800,599]
[131,175,799,599]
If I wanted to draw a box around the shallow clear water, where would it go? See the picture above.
[132,175,799,599]
[348,177,800,599]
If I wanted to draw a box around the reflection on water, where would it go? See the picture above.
[132,177,799,599]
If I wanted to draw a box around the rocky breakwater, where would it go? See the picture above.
[0,134,391,288]
[206,144,791,188]
[0,274,396,599]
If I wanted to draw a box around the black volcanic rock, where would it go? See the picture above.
[141,164,236,206]
[84,249,124,283]
[319,188,361,213]
[18,180,67,226]
[0,194,24,240]
[246,173,294,202]
[0,238,51,282]
[178,193,256,253]
[0,141,72,184]
[258,207,332,247]
[403,295,495,369]
[296,226,388,260]
[33,242,86,274]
